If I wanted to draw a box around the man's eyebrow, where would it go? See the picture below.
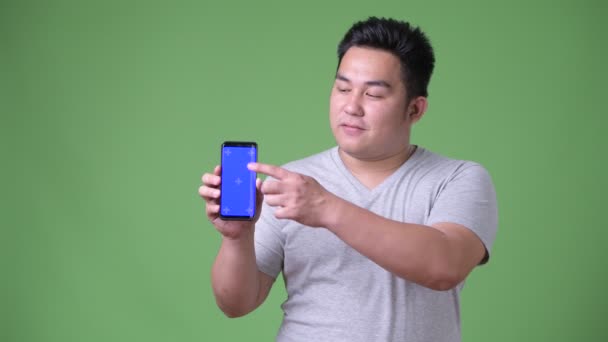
[335,74,392,88]
[336,74,351,83]
[366,80,392,88]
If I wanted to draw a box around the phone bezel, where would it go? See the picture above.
[219,141,258,221]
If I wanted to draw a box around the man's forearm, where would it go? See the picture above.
[324,195,461,291]
[211,228,261,317]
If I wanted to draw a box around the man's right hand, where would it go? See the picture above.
[199,165,264,240]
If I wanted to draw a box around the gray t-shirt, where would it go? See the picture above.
[254,146,498,342]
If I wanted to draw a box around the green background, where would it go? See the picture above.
[3,0,606,341]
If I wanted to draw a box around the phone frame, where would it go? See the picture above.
[219,141,258,221]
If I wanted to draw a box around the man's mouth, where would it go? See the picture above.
[340,123,366,135]
[341,123,365,130]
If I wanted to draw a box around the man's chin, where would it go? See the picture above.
[334,134,385,160]
[337,142,372,160]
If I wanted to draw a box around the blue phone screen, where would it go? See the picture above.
[220,144,257,219]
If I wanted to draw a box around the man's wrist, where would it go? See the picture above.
[322,193,346,231]
[221,225,255,244]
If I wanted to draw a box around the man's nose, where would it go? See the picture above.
[344,92,364,116]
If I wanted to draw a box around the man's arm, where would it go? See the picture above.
[248,162,488,291]
[211,228,275,317]
[200,166,275,317]
[323,197,485,291]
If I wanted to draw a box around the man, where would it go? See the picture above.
[199,17,498,342]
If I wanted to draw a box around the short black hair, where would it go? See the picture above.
[337,17,435,100]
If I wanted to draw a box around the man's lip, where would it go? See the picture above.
[341,123,365,130]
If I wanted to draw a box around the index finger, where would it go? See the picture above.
[248,162,290,180]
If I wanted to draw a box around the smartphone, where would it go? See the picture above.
[220,141,258,220]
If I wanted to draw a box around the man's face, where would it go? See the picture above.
[329,46,418,160]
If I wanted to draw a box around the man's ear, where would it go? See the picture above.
[406,96,428,124]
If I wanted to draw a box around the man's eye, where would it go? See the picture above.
[337,88,351,93]
[366,93,383,98]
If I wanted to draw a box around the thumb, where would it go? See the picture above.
[255,177,265,208]
[253,178,265,221]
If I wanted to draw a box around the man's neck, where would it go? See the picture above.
[338,144,416,190]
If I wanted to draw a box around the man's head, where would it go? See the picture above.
[337,17,435,101]
[330,17,435,161]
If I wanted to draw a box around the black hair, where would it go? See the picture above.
[337,17,435,100]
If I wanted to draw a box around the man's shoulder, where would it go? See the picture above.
[417,147,492,182]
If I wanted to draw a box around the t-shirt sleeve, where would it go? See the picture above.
[427,163,498,264]
[254,199,285,278]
